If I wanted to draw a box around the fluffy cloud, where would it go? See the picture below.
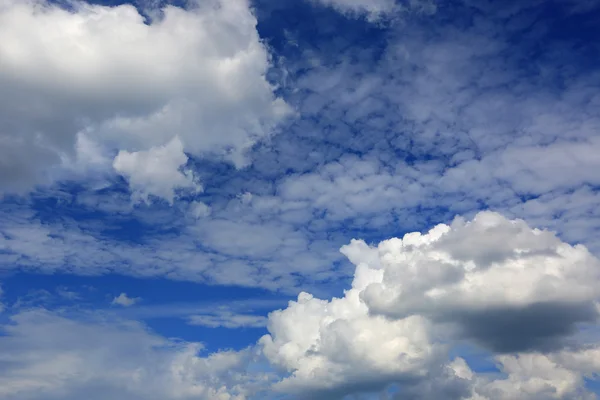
[257,211,600,398]
[261,289,440,398]
[113,137,200,204]
[112,293,140,307]
[0,0,290,196]
[342,211,600,352]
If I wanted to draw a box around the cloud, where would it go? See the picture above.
[112,293,140,307]
[260,289,441,398]
[0,0,290,194]
[56,287,81,301]
[1,211,600,399]
[454,346,600,399]
[0,204,345,292]
[262,0,600,257]
[113,137,200,204]
[189,201,212,219]
[255,211,600,398]
[188,311,268,329]
[311,0,398,18]
[341,211,600,352]
[2,0,599,300]
[310,0,436,20]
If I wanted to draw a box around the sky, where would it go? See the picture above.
[0,0,599,398]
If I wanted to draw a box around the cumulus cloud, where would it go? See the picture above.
[0,0,290,194]
[112,293,140,307]
[256,211,600,398]
[260,290,440,398]
[113,137,200,204]
[342,211,600,352]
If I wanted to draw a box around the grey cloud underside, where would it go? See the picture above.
[452,302,599,353]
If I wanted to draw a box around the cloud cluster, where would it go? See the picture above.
[258,211,600,398]
[247,0,600,259]
[359,211,599,352]
[0,188,351,292]
[2,0,599,297]
[0,0,289,198]
[1,212,599,399]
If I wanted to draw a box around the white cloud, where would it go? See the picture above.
[260,290,441,397]
[312,0,398,17]
[342,211,600,352]
[188,311,267,329]
[255,211,600,397]
[270,6,600,257]
[0,0,290,194]
[0,206,345,292]
[112,293,140,307]
[453,346,600,399]
[113,137,200,204]
[190,201,212,219]
[310,0,436,20]
[56,287,81,301]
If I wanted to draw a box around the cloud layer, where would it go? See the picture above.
[1,212,599,399]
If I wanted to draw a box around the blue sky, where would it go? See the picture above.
[0,0,600,398]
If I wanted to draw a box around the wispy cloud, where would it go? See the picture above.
[188,311,268,329]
